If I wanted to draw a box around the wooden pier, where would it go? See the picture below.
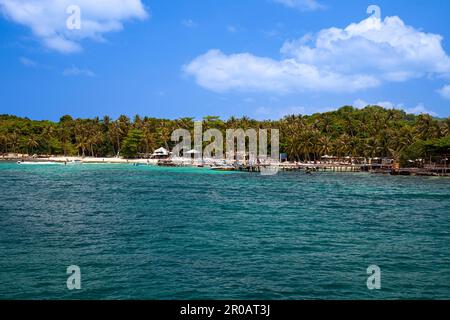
[236,163,450,176]
[237,164,363,173]
[391,167,450,176]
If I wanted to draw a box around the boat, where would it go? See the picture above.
[157,160,178,167]
[210,165,235,171]
[66,160,82,165]
[17,161,59,165]
[260,165,280,176]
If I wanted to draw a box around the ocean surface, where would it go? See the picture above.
[0,162,449,300]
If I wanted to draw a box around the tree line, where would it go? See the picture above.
[1,106,449,165]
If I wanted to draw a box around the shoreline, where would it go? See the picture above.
[0,155,159,165]
[1,155,449,176]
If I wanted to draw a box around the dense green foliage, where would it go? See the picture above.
[121,129,144,158]
[1,106,449,163]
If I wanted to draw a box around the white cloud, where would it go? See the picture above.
[437,85,450,100]
[184,49,379,93]
[19,56,37,67]
[404,103,437,116]
[227,25,237,33]
[353,99,404,110]
[0,0,148,53]
[281,16,450,81]
[255,105,306,119]
[376,101,402,109]
[185,15,450,94]
[353,99,370,109]
[273,0,325,11]
[63,66,95,77]
[19,56,53,70]
[353,99,437,116]
[182,19,197,28]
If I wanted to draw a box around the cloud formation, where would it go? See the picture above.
[403,103,437,116]
[182,19,198,28]
[185,15,450,94]
[273,0,324,11]
[19,57,37,67]
[184,49,379,93]
[62,66,95,77]
[438,85,450,100]
[353,99,403,110]
[0,0,148,53]
[255,105,307,119]
[353,99,437,116]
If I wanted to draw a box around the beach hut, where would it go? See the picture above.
[151,147,170,159]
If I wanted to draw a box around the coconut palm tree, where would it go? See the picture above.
[416,114,440,140]
[0,132,7,153]
[319,135,333,156]
[108,115,130,156]
[336,134,352,157]
[9,131,19,153]
[26,136,39,155]
[156,121,172,150]
[41,124,55,155]
[442,117,450,136]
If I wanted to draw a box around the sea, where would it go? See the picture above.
[0,162,449,299]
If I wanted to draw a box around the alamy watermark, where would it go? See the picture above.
[66,5,81,30]
[367,265,381,290]
[67,265,81,290]
[171,122,280,175]
[367,4,381,19]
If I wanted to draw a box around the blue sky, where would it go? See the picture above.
[0,0,449,121]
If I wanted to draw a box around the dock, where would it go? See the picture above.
[237,164,363,173]
[236,163,450,176]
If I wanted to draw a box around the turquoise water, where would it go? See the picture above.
[0,162,450,300]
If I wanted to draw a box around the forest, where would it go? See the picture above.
[1,106,449,165]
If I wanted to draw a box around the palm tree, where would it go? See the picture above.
[59,116,74,156]
[87,131,103,157]
[365,136,380,159]
[42,124,55,155]
[111,115,130,156]
[26,136,39,155]
[156,121,172,150]
[281,115,305,161]
[9,131,19,153]
[442,117,450,136]
[1,105,449,162]
[336,134,352,157]
[0,132,7,153]
[73,119,90,157]
[416,114,440,140]
[76,137,88,157]
[319,135,333,156]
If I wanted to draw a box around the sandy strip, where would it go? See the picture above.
[1,156,159,165]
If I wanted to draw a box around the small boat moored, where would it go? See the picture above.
[17,161,60,165]
[210,165,235,171]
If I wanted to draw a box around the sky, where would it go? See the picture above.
[0,0,449,121]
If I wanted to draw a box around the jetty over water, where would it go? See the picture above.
[236,163,450,176]
[2,153,448,176]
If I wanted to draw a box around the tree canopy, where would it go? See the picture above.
[1,106,449,164]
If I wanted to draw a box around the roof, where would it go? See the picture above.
[153,147,169,156]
